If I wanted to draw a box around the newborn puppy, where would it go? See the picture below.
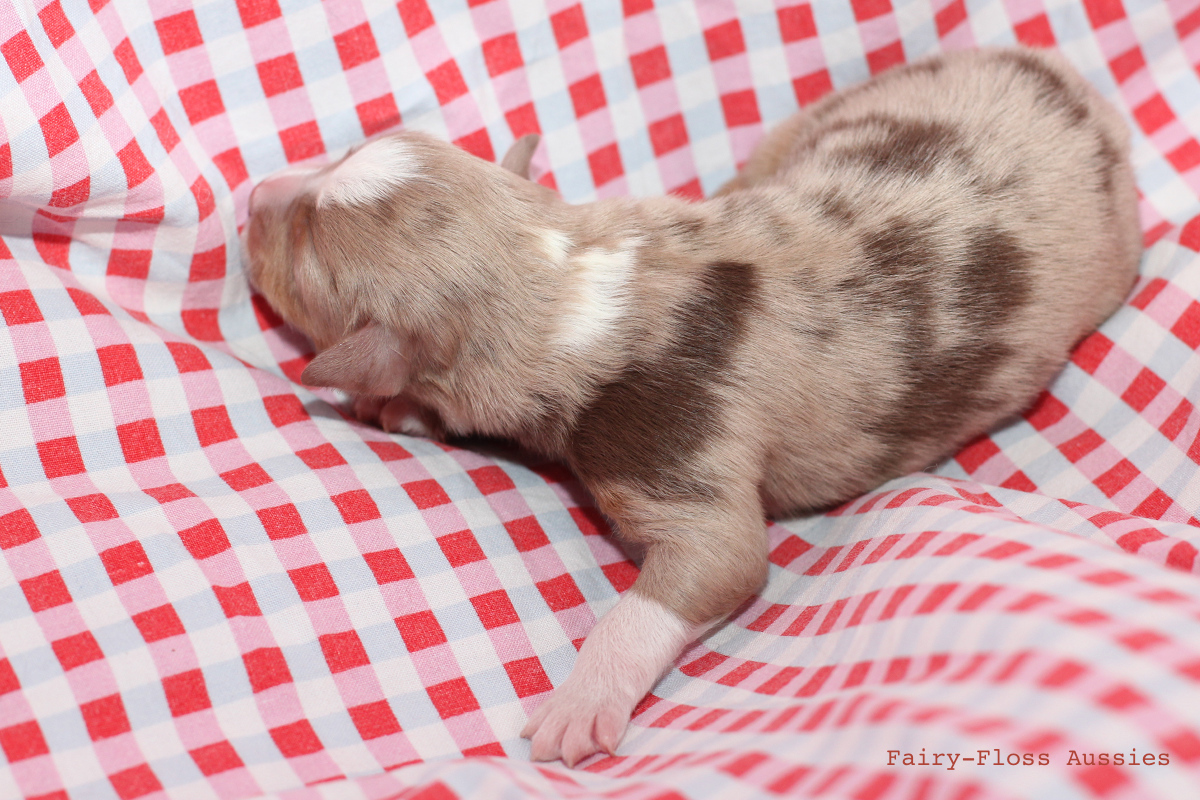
[242,47,1140,767]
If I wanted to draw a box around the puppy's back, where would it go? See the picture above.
[720,49,1140,514]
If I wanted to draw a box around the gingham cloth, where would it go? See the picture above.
[4,1,1200,798]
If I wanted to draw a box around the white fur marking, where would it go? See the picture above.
[317,138,420,208]
[539,229,573,269]
[394,413,433,438]
[558,243,634,352]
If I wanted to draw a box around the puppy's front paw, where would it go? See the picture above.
[520,682,634,767]
[351,395,387,425]
[349,395,444,439]
[378,397,443,438]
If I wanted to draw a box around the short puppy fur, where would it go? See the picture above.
[242,48,1141,767]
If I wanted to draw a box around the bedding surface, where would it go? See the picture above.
[4,0,1200,798]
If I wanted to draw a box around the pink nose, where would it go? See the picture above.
[249,169,314,213]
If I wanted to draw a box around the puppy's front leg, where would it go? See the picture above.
[521,492,768,766]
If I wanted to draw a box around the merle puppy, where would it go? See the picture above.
[242,47,1140,766]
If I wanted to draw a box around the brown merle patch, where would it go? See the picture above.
[787,263,837,342]
[789,310,838,343]
[764,210,797,245]
[1093,130,1121,199]
[858,218,940,280]
[969,171,1024,198]
[822,115,971,178]
[841,219,1018,475]
[871,339,1013,472]
[665,216,705,239]
[814,191,857,225]
[992,50,1088,126]
[721,193,799,244]
[569,261,760,501]
[953,225,1032,328]
[851,219,939,360]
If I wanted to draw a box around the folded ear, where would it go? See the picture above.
[300,322,409,396]
[500,134,541,179]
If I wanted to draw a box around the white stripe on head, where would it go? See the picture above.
[557,242,635,353]
[317,136,420,208]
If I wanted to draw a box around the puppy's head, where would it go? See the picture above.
[243,131,554,397]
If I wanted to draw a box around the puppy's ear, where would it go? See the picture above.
[301,322,409,396]
[500,134,541,179]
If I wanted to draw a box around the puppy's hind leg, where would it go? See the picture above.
[521,584,697,766]
[521,491,768,766]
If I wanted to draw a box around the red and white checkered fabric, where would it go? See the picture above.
[4,1,1200,798]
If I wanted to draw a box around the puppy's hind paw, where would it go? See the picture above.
[520,590,699,767]
[521,688,633,767]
